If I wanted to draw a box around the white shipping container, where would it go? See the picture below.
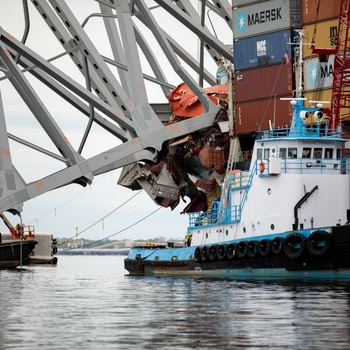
[303,55,334,91]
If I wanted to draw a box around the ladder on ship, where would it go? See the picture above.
[217,137,239,224]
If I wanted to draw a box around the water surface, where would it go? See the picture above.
[1,255,350,349]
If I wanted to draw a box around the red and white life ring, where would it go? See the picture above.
[259,161,265,173]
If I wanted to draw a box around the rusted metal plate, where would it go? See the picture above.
[235,94,293,134]
[235,64,293,102]
[302,0,341,25]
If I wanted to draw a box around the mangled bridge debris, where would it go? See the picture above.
[118,81,239,214]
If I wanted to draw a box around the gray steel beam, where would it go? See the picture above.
[0,89,25,214]
[113,1,165,135]
[49,0,162,138]
[134,9,216,85]
[0,0,230,214]
[30,0,125,118]
[152,0,232,61]
[134,0,213,113]
[0,43,87,167]
[98,3,131,97]
[0,31,135,133]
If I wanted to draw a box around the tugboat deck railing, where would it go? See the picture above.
[188,156,350,228]
[258,126,342,140]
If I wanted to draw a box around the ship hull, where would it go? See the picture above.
[125,225,350,279]
[0,240,37,268]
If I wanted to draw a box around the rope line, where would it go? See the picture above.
[59,190,141,246]
[63,206,162,249]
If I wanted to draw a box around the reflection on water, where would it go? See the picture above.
[1,255,350,349]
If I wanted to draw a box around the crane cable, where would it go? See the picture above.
[71,207,162,250]
[59,190,142,246]
[311,0,321,49]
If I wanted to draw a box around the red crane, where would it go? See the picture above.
[0,212,35,239]
[312,0,350,130]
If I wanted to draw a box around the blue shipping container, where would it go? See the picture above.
[234,30,295,71]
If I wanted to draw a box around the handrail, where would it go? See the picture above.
[188,156,349,229]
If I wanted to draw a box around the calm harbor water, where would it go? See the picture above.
[1,255,350,349]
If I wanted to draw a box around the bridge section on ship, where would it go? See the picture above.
[0,0,232,214]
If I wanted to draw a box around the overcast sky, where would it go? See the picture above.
[0,0,231,242]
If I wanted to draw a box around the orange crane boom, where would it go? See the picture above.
[0,212,35,239]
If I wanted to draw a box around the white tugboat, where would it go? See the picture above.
[125,31,350,279]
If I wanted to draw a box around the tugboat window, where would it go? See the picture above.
[280,148,287,158]
[264,148,270,158]
[257,148,262,159]
[288,148,297,158]
[337,148,341,158]
[314,148,322,158]
[325,148,333,158]
[302,148,311,158]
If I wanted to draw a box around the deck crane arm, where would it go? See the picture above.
[0,212,35,239]
[0,212,20,239]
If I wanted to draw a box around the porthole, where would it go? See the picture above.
[226,230,228,236]
[243,227,246,233]
[270,224,275,230]
[267,188,272,195]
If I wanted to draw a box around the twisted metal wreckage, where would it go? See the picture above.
[0,1,233,219]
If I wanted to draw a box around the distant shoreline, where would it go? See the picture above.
[58,249,129,256]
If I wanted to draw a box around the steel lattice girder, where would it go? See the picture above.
[0,0,231,213]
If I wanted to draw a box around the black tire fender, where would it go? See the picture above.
[200,245,209,261]
[247,240,259,258]
[236,240,248,258]
[307,230,332,257]
[194,246,201,262]
[258,239,271,257]
[283,232,306,260]
[208,245,218,261]
[217,244,227,261]
[271,237,284,255]
[226,242,237,260]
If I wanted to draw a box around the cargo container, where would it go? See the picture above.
[235,64,293,102]
[233,0,266,7]
[302,0,341,25]
[304,55,334,91]
[235,94,293,134]
[233,0,302,39]
[234,30,295,70]
[303,19,340,59]
[304,89,332,107]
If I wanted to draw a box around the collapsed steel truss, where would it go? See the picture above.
[0,0,232,214]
